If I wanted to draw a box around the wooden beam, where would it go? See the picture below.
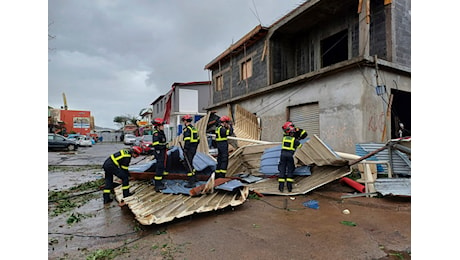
[348,145,388,166]
[381,94,394,141]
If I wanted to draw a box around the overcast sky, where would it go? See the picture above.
[47,0,306,129]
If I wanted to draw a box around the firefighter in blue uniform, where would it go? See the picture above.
[102,146,142,204]
[278,125,302,192]
[150,118,169,191]
[215,115,234,179]
[181,114,200,188]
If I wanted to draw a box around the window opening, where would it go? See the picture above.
[215,75,223,91]
[321,29,348,67]
[241,58,253,80]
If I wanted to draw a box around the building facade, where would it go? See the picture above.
[48,108,93,136]
[150,81,212,141]
[204,0,410,153]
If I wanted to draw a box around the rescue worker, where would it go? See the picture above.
[150,118,169,191]
[278,125,302,192]
[282,121,308,140]
[181,114,200,188]
[102,146,142,204]
[215,115,234,179]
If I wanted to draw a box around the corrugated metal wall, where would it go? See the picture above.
[356,143,411,176]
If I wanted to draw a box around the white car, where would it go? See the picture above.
[77,136,93,147]
[124,134,137,145]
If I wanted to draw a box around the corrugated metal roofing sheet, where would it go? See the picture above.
[259,143,311,176]
[247,166,351,195]
[129,149,217,174]
[356,143,411,176]
[114,180,249,225]
[374,178,411,196]
[295,135,348,167]
[248,135,351,195]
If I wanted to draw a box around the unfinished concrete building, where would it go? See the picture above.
[204,0,411,154]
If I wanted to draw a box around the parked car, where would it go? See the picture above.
[124,134,137,145]
[139,135,153,154]
[134,136,142,146]
[77,136,93,147]
[66,134,83,142]
[48,133,78,151]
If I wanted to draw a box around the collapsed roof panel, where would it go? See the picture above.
[114,180,249,225]
[295,135,348,167]
[247,165,351,196]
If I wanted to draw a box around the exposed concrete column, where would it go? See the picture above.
[385,2,394,62]
[358,0,370,58]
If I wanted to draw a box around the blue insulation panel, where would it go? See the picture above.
[259,144,311,176]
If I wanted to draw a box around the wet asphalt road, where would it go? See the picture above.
[48,142,146,166]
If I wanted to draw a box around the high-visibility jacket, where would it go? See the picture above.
[152,129,168,150]
[110,149,133,170]
[184,125,200,146]
[215,125,233,142]
[282,135,301,153]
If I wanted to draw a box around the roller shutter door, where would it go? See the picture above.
[289,102,320,137]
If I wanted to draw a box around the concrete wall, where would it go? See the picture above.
[218,66,410,154]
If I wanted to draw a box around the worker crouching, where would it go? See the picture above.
[102,146,142,203]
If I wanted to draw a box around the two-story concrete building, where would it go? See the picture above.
[204,0,410,153]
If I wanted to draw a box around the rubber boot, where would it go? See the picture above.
[154,180,166,192]
[103,193,113,204]
[123,189,135,198]
[185,175,197,188]
[216,172,225,179]
[278,182,284,192]
[287,182,293,192]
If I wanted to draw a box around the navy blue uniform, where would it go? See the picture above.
[103,149,134,201]
[215,124,234,178]
[278,135,301,192]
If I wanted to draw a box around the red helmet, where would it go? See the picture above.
[152,118,164,126]
[131,146,142,155]
[282,121,294,131]
[220,115,231,123]
[182,114,193,122]
[285,125,295,134]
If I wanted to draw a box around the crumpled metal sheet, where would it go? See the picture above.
[114,180,249,225]
[295,135,348,167]
[374,178,411,196]
[247,165,351,196]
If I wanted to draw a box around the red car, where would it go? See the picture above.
[139,135,153,154]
